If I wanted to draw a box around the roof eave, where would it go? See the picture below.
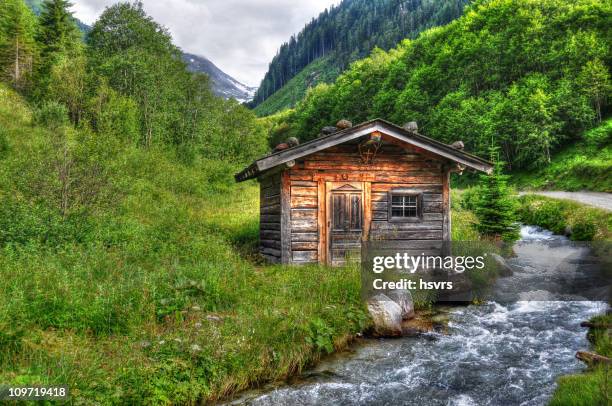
[235,119,493,182]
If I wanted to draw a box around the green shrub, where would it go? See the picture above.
[584,119,612,148]
[459,186,480,211]
[517,197,566,235]
[571,220,597,241]
[517,195,610,241]
[33,101,69,129]
[305,318,336,354]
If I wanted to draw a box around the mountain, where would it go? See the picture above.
[251,0,468,115]
[182,53,256,103]
[24,0,255,103]
[278,0,611,172]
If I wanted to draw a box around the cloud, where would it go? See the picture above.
[70,0,340,86]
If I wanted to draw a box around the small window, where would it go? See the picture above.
[389,191,422,221]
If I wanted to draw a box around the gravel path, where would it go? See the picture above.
[519,191,612,211]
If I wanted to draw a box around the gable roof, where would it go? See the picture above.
[235,119,493,182]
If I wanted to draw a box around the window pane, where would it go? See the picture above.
[391,208,404,217]
[406,206,417,217]
[390,193,419,218]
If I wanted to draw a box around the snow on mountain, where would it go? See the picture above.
[183,53,257,103]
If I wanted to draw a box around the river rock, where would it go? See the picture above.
[367,294,403,337]
[386,289,415,320]
[491,253,513,276]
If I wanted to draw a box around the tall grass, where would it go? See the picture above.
[0,85,369,403]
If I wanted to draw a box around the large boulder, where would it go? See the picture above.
[367,294,403,337]
[386,289,415,320]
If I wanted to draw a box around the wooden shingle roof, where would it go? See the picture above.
[236,119,493,182]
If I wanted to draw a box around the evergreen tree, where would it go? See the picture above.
[34,0,82,103]
[0,0,38,90]
[473,147,520,242]
[37,0,81,59]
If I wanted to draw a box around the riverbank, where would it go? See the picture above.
[517,194,611,241]
[517,195,611,405]
[236,224,608,404]
[550,313,611,405]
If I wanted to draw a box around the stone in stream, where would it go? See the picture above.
[367,294,403,337]
[386,289,415,320]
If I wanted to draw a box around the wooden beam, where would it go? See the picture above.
[442,166,451,242]
[363,182,371,242]
[317,179,326,265]
[280,170,291,264]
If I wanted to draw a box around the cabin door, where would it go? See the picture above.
[327,182,363,266]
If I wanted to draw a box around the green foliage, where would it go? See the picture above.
[570,220,597,241]
[254,56,340,116]
[549,366,611,406]
[305,318,335,354]
[513,120,612,192]
[32,99,68,128]
[587,314,612,357]
[550,313,612,406]
[88,81,140,143]
[472,150,520,242]
[459,187,480,211]
[585,117,612,147]
[280,0,611,170]
[0,85,368,402]
[518,198,567,235]
[517,194,611,241]
[37,0,81,58]
[251,0,468,111]
[0,127,8,157]
[87,2,195,147]
[0,0,38,90]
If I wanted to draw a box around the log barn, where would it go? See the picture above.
[235,119,492,266]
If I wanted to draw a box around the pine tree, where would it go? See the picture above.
[37,0,81,57]
[0,0,38,90]
[473,147,520,242]
[35,0,82,100]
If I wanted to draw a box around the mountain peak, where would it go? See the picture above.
[183,53,257,104]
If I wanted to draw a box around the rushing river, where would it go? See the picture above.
[235,226,608,406]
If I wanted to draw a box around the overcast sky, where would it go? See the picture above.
[71,0,341,87]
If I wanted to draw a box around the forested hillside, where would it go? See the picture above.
[251,0,468,114]
[277,0,611,172]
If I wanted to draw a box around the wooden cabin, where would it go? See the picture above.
[235,119,492,266]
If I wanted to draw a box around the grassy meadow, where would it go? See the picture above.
[0,85,369,403]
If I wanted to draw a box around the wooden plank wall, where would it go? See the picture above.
[290,179,319,263]
[259,172,282,263]
[285,143,447,264]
